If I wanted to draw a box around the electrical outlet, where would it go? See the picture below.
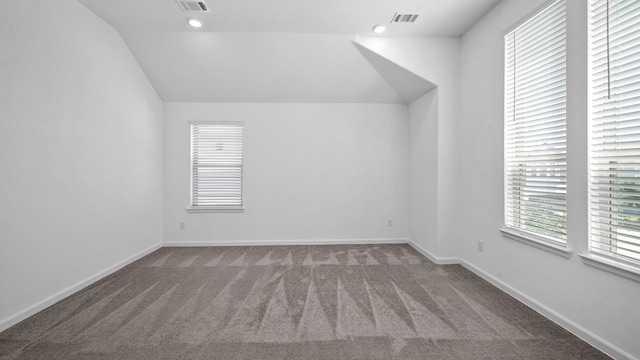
[179,221,185,230]
[477,239,484,253]
[387,218,393,227]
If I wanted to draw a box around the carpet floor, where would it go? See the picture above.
[0,244,610,359]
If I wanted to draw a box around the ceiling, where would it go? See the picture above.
[78,0,501,103]
[78,0,500,36]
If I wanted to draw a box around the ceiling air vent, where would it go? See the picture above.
[391,13,419,23]
[175,0,209,12]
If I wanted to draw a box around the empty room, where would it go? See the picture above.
[1,0,639,359]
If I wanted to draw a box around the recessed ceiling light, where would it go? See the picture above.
[372,24,386,34]
[187,17,203,28]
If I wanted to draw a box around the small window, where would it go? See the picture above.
[189,122,244,211]
[589,0,640,265]
[504,0,567,245]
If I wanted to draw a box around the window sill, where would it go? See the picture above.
[186,208,244,213]
[500,227,572,258]
[579,253,640,283]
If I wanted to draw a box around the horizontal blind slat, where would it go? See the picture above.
[191,123,244,208]
[505,0,567,243]
[589,0,640,265]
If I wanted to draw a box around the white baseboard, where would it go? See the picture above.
[407,239,460,265]
[163,238,409,247]
[459,259,636,360]
[407,239,633,359]
[0,243,162,333]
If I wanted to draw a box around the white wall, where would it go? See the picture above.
[163,103,409,244]
[458,0,640,358]
[354,37,461,259]
[0,0,163,329]
[2,0,635,357]
[408,90,439,256]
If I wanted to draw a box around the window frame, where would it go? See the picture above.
[502,0,569,252]
[586,0,640,271]
[187,121,244,213]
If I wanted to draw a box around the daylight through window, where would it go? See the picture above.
[190,122,244,211]
[504,0,567,244]
[589,0,640,265]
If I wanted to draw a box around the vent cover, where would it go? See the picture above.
[391,13,419,23]
[175,0,209,12]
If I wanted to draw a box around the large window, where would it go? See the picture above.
[189,122,244,211]
[504,0,567,244]
[589,0,640,265]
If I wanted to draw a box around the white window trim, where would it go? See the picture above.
[186,208,244,213]
[503,0,568,245]
[500,227,572,258]
[579,253,640,283]
[187,120,244,213]
[587,0,640,270]
[502,0,564,35]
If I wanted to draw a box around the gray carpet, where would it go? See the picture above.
[0,244,610,359]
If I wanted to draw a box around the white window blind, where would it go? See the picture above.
[190,122,243,210]
[504,0,567,243]
[589,0,640,265]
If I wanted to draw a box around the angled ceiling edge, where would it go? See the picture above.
[352,40,436,104]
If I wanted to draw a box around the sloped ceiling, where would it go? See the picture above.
[78,0,500,103]
[353,41,436,104]
[118,32,405,103]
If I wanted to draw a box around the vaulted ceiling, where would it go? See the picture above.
[78,0,500,103]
